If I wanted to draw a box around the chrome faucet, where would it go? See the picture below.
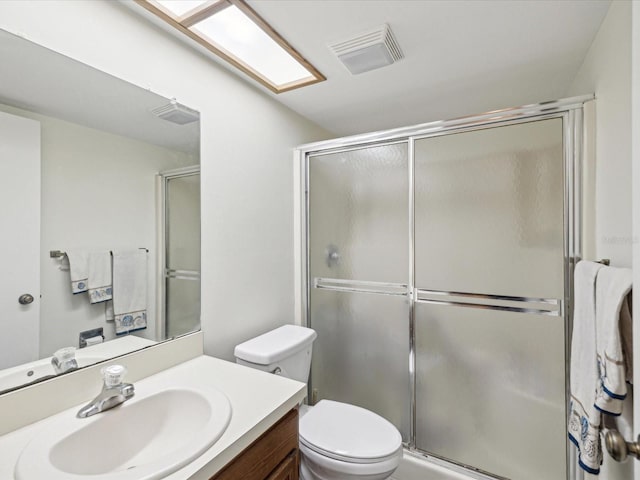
[77,365,134,418]
[51,347,78,374]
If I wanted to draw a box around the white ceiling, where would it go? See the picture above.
[0,1,611,145]
[244,0,611,136]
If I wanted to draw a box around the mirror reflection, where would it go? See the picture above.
[0,29,201,393]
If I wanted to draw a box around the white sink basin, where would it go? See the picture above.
[14,387,232,480]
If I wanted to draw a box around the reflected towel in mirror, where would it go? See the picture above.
[66,250,89,294]
[112,250,147,335]
[88,250,112,304]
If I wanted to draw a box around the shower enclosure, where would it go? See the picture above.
[296,96,591,480]
[157,166,201,339]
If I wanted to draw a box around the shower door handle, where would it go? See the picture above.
[325,245,340,267]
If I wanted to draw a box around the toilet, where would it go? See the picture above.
[234,324,403,480]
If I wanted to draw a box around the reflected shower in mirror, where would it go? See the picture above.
[0,29,201,394]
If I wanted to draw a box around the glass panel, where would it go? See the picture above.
[167,174,200,272]
[165,173,200,338]
[308,143,409,284]
[310,288,410,441]
[414,118,564,298]
[415,303,566,480]
[166,277,201,338]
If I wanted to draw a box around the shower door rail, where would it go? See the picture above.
[314,277,409,296]
[415,289,562,316]
[165,268,201,281]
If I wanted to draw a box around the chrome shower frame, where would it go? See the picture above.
[293,95,593,480]
[155,165,201,340]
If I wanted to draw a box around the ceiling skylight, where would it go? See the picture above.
[137,0,325,93]
[156,0,208,18]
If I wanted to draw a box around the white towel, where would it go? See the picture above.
[105,300,115,322]
[568,260,604,475]
[66,249,89,294]
[88,251,113,304]
[112,250,147,335]
[594,267,633,416]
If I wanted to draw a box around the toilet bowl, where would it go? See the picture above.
[298,400,402,480]
[234,325,403,480]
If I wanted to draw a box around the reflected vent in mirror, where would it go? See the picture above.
[151,99,200,125]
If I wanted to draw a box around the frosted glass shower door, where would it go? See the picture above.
[413,119,567,479]
[164,172,201,338]
[308,144,409,284]
[310,289,410,439]
[308,143,410,440]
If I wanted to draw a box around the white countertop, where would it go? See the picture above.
[0,355,307,480]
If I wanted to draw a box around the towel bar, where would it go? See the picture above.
[50,248,149,258]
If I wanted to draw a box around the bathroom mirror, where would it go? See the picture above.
[0,29,200,394]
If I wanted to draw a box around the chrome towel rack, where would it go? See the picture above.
[50,248,148,258]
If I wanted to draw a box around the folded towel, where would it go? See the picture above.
[88,251,113,304]
[594,267,633,415]
[66,249,89,294]
[568,260,604,475]
[112,250,147,335]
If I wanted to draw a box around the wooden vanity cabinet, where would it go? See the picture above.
[265,451,298,480]
[210,408,299,480]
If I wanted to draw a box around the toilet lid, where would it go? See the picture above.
[299,400,402,463]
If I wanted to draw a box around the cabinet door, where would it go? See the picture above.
[266,452,298,480]
[209,409,298,480]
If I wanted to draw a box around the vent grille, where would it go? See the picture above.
[151,100,200,125]
[329,24,403,74]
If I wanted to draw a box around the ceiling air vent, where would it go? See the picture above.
[151,99,200,125]
[329,24,403,75]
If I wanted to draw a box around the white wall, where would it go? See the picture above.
[568,0,633,268]
[632,3,640,480]
[567,2,633,479]
[0,0,330,361]
[0,103,195,356]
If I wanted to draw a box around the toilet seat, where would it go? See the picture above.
[299,441,401,478]
[299,400,403,464]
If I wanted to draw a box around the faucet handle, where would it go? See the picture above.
[51,347,78,373]
[53,347,76,363]
[101,364,128,388]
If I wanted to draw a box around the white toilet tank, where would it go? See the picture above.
[234,325,317,383]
